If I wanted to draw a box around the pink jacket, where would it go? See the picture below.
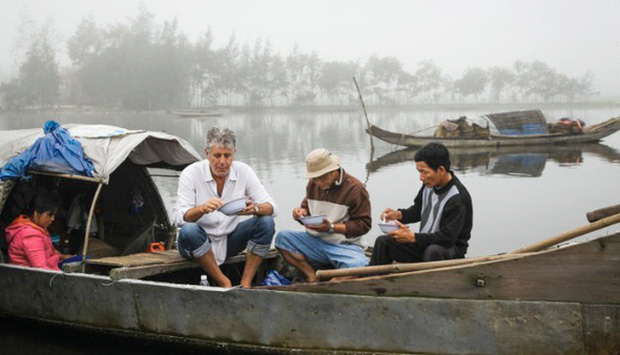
[5,215,61,270]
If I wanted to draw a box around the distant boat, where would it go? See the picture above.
[367,109,620,148]
[168,108,227,118]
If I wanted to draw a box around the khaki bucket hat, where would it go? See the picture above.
[306,148,340,179]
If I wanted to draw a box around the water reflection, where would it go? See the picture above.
[367,143,620,178]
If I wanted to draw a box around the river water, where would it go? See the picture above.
[1,105,619,353]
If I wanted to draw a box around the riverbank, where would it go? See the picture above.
[2,100,620,115]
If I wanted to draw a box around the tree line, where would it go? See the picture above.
[0,6,598,110]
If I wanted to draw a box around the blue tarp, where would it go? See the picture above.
[498,123,547,136]
[0,120,95,180]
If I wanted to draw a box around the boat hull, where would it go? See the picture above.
[1,257,618,354]
[367,117,620,148]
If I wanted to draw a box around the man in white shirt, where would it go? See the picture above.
[173,127,278,288]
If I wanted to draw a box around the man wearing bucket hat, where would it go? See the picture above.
[275,148,371,282]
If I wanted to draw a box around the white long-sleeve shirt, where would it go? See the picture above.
[173,160,278,264]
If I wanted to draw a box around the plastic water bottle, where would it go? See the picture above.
[199,275,210,287]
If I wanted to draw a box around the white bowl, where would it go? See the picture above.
[300,214,327,226]
[378,222,399,234]
[219,197,247,216]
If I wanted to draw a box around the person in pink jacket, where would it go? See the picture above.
[5,193,69,270]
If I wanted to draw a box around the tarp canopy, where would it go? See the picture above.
[483,109,549,136]
[0,121,96,179]
[0,123,202,182]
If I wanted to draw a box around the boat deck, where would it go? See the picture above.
[64,249,280,281]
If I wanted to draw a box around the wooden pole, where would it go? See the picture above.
[316,253,534,280]
[80,182,104,273]
[353,77,374,152]
[316,211,620,280]
[586,204,620,223]
[510,212,620,254]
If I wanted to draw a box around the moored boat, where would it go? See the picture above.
[168,108,227,118]
[367,109,620,148]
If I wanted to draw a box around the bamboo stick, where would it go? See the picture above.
[316,253,533,280]
[353,77,374,152]
[510,212,620,253]
[80,182,104,273]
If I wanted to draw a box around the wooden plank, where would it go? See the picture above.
[110,260,196,280]
[108,249,280,280]
[87,250,184,267]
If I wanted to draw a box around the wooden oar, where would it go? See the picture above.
[316,211,620,280]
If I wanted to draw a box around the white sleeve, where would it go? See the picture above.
[245,167,279,217]
[173,168,196,226]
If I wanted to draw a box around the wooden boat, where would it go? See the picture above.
[0,124,618,354]
[168,108,226,118]
[367,110,620,148]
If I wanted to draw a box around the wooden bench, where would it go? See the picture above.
[64,249,280,281]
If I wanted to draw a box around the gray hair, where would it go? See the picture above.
[206,127,236,151]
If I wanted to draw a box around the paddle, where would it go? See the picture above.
[316,210,620,280]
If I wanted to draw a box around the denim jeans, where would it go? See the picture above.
[178,216,275,260]
[275,230,368,269]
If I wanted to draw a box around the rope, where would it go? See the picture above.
[101,262,135,286]
[48,272,63,288]
[407,124,439,135]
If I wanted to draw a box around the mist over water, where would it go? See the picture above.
[2,105,620,256]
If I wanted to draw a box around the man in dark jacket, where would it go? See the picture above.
[370,142,472,264]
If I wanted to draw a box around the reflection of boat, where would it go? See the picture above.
[1,125,619,353]
[367,143,620,177]
[367,110,620,148]
[168,108,226,118]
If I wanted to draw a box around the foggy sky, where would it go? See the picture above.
[1,0,619,97]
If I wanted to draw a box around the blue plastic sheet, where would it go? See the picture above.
[0,120,95,180]
[58,254,90,268]
[258,269,292,286]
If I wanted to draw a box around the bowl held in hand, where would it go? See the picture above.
[300,214,327,226]
[219,197,248,216]
[378,222,399,234]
